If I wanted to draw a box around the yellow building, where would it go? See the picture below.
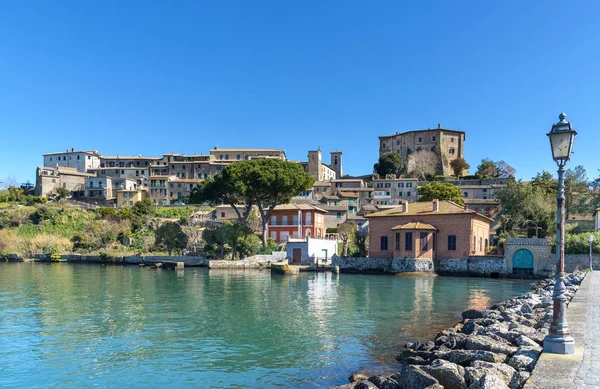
[116,189,148,208]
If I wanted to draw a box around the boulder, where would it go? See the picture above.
[465,361,518,388]
[462,309,485,320]
[435,349,507,366]
[462,320,483,335]
[368,375,401,389]
[354,380,378,389]
[465,335,518,356]
[515,335,541,350]
[508,347,540,372]
[511,371,531,388]
[394,365,439,389]
[467,374,510,389]
[349,373,369,383]
[331,385,354,389]
[407,356,428,365]
[507,323,545,344]
[421,359,467,389]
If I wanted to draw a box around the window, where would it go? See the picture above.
[398,191,402,197]
[221,212,225,218]
[420,232,428,251]
[77,155,80,160]
[406,191,411,196]
[432,136,436,141]
[237,154,241,160]
[418,137,422,142]
[380,236,388,251]
[282,215,288,225]
[377,183,383,188]
[473,236,477,251]
[395,233,400,251]
[406,183,413,188]
[451,138,455,143]
[398,183,404,188]
[480,237,483,252]
[129,201,133,206]
[464,192,468,197]
[336,212,342,219]
[384,183,391,188]
[271,215,277,225]
[483,188,488,193]
[405,232,413,251]
[449,147,455,155]
[88,156,91,159]
[448,235,457,251]
[382,143,386,149]
[178,183,182,188]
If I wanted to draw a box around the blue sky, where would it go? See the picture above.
[1,1,599,185]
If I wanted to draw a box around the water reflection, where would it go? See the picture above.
[0,264,533,389]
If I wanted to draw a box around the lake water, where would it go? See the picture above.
[0,263,532,388]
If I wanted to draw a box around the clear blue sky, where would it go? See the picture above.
[1,1,599,185]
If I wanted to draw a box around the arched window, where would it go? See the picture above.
[305,212,312,226]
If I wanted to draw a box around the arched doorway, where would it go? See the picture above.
[512,249,534,275]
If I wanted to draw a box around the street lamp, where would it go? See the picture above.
[543,113,577,355]
[589,234,594,271]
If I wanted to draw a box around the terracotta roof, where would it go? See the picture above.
[313,181,331,186]
[318,205,348,212]
[463,199,500,205]
[273,203,327,213]
[210,148,284,153]
[102,156,161,160]
[365,200,493,222]
[322,195,341,200]
[171,179,201,183]
[391,221,437,231]
[339,192,358,198]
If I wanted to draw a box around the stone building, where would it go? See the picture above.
[366,200,492,259]
[34,166,93,197]
[378,125,466,176]
[301,149,338,182]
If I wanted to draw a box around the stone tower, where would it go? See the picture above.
[307,149,322,181]
[330,151,342,178]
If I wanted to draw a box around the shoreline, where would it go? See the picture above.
[334,271,586,389]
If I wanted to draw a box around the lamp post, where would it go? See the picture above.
[589,234,594,271]
[543,113,577,355]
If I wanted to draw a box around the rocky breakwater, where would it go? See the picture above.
[334,271,585,389]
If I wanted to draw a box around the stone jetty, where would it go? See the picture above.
[334,271,586,389]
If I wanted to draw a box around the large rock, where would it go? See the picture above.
[507,324,545,344]
[349,373,369,382]
[354,380,378,389]
[467,374,510,389]
[465,361,518,389]
[394,365,439,389]
[421,359,467,389]
[508,347,540,372]
[435,349,507,366]
[515,335,541,350]
[368,375,401,389]
[462,309,485,320]
[464,335,518,356]
[462,320,483,335]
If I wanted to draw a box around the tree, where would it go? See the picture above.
[337,222,357,257]
[0,176,19,190]
[495,160,516,178]
[449,158,470,178]
[408,151,438,180]
[191,159,314,247]
[203,222,233,259]
[531,171,557,197]
[374,153,404,178]
[132,198,156,217]
[564,165,589,218]
[417,182,464,206]
[495,180,555,238]
[56,187,70,200]
[155,222,188,255]
[476,158,498,178]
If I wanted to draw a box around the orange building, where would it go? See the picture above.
[267,204,327,243]
[366,200,492,259]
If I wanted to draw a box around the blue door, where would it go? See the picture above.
[513,249,534,275]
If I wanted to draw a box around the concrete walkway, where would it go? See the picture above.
[575,270,600,388]
[526,271,599,389]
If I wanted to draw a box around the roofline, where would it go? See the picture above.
[379,128,466,139]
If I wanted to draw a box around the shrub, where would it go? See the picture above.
[30,205,57,224]
[25,234,72,256]
[237,234,261,259]
[565,232,600,254]
[0,230,24,255]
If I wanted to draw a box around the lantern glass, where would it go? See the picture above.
[548,130,576,161]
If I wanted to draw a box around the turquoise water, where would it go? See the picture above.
[0,263,532,388]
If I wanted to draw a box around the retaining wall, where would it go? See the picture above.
[209,253,286,269]
[331,256,434,274]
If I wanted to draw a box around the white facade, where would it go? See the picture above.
[595,209,600,231]
[286,237,338,265]
[43,150,101,172]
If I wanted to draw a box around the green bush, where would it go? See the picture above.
[326,227,338,233]
[565,232,600,254]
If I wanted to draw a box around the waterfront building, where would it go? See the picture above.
[366,200,492,259]
[266,204,327,243]
[286,237,339,265]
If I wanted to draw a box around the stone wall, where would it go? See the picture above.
[435,256,505,277]
[208,253,285,269]
[331,256,434,274]
[28,254,208,266]
[564,254,600,272]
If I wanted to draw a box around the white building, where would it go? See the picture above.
[286,237,338,266]
[594,208,600,231]
[43,149,101,172]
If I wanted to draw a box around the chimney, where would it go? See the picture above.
[438,123,441,129]
[464,204,469,212]
[432,199,439,212]
[71,148,74,152]
[402,200,408,213]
